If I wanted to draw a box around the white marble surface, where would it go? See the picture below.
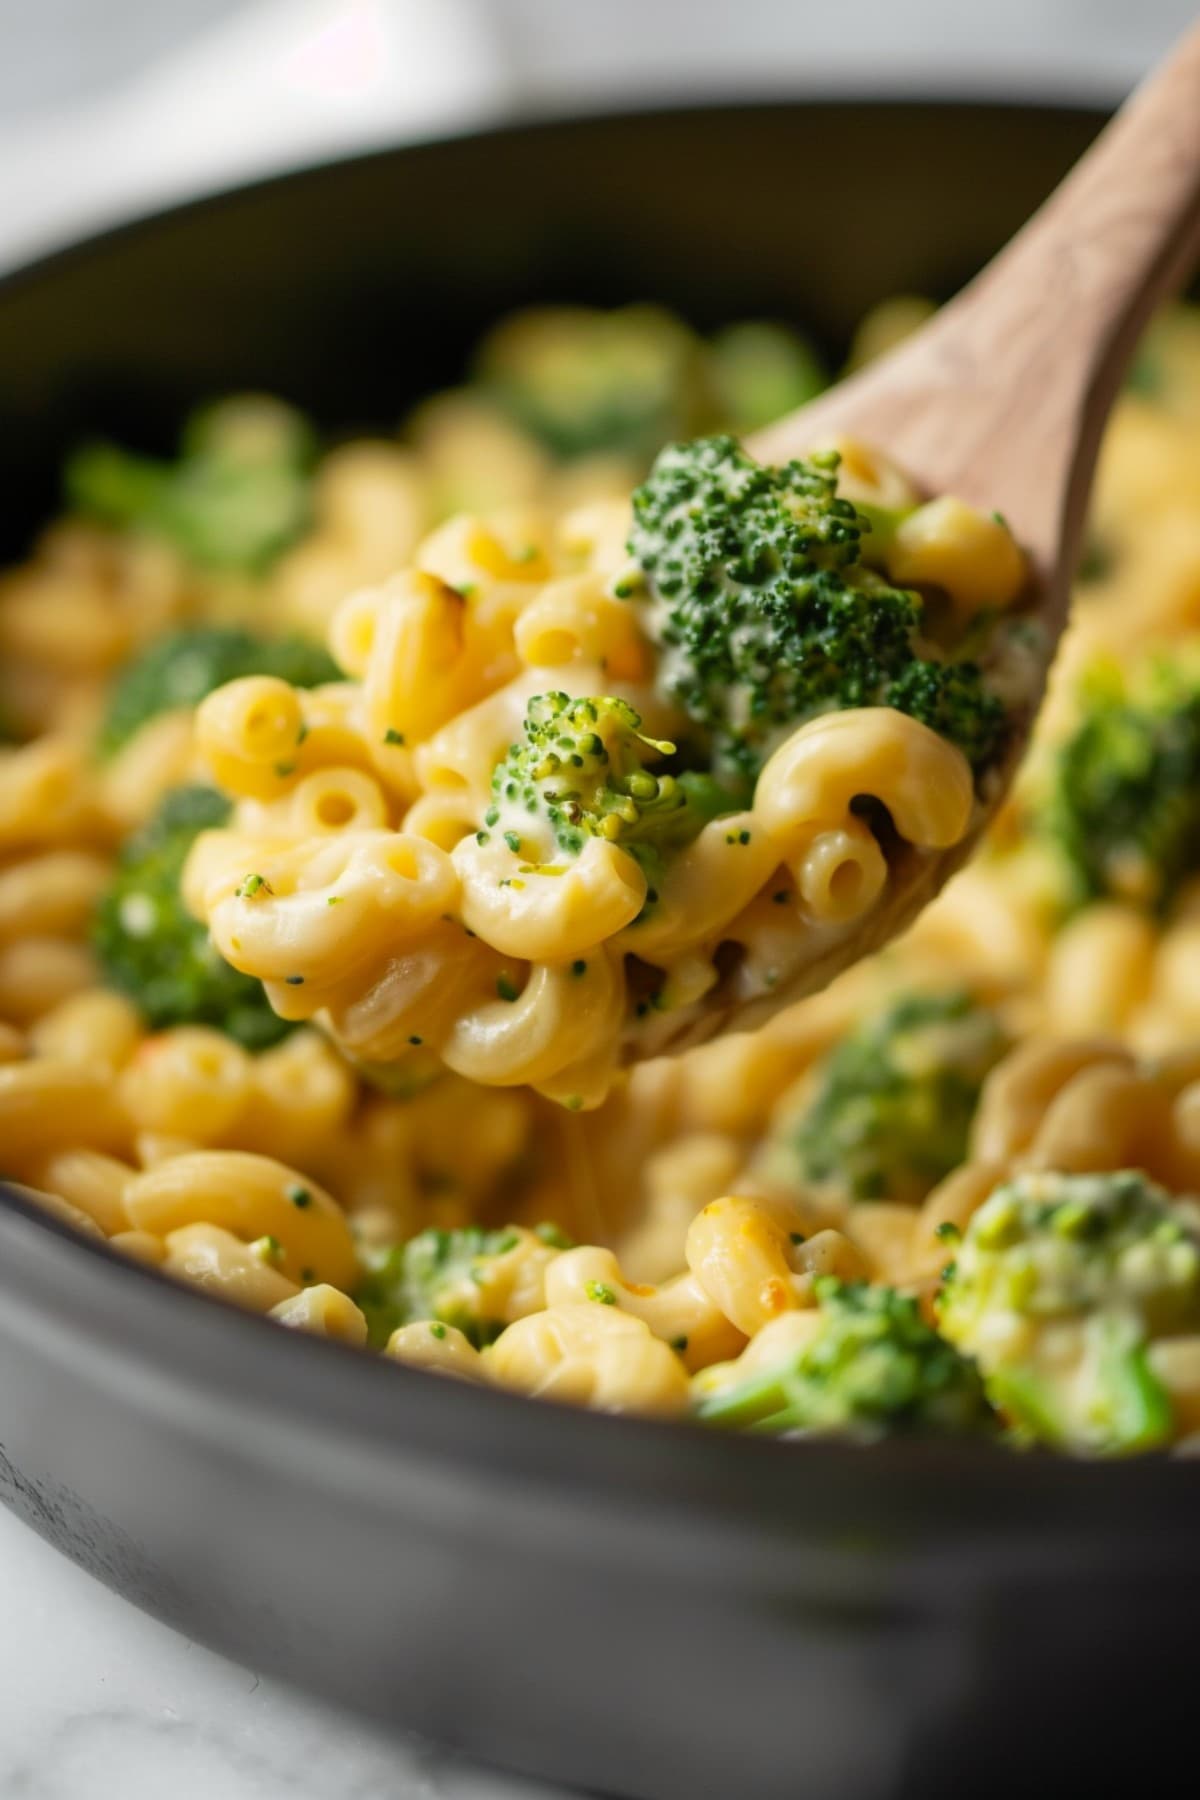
[0,1505,579,1800]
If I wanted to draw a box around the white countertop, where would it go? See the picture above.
[0,1506,577,1800]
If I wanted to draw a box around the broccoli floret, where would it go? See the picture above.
[938,1170,1200,1454]
[66,394,316,573]
[1125,347,1163,400]
[625,435,1006,782]
[885,657,1010,776]
[486,691,738,884]
[1040,662,1200,913]
[92,784,292,1050]
[706,321,826,434]
[1076,534,1116,585]
[769,990,1009,1205]
[1123,304,1200,413]
[475,305,707,463]
[694,1276,990,1438]
[98,625,339,757]
[355,1223,569,1349]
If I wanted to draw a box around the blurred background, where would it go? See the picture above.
[2,0,1198,272]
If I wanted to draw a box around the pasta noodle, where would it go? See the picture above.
[177,428,1028,1104]
[3,294,1200,1454]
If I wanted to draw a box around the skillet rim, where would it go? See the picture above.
[0,93,1111,298]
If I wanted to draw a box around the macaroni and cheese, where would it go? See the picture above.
[2,298,1198,1456]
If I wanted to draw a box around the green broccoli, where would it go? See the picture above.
[98,624,339,758]
[624,435,1007,783]
[355,1222,569,1349]
[92,784,292,1050]
[694,1276,990,1438]
[706,320,826,434]
[1039,661,1200,913]
[474,304,708,463]
[66,394,316,574]
[1124,307,1182,401]
[937,1169,1200,1455]
[769,990,1010,1205]
[1076,534,1116,585]
[485,691,738,886]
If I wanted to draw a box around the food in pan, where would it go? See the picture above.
[3,299,1200,1455]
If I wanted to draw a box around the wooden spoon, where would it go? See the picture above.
[649,24,1200,1058]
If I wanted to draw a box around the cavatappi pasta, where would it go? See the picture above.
[3,298,1200,1455]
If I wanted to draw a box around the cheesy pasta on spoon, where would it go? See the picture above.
[183,434,1031,1106]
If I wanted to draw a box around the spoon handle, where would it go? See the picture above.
[751,23,1200,608]
[959,19,1200,582]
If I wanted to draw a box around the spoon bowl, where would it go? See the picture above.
[651,23,1200,1057]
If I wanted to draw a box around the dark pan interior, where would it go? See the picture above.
[6,100,1200,1800]
[0,102,1104,558]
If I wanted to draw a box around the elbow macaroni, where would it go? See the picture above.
[4,295,1200,1451]
[183,469,1013,1105]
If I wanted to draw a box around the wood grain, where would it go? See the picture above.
[651,26,1200,1058]
[751,22,1200,636]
